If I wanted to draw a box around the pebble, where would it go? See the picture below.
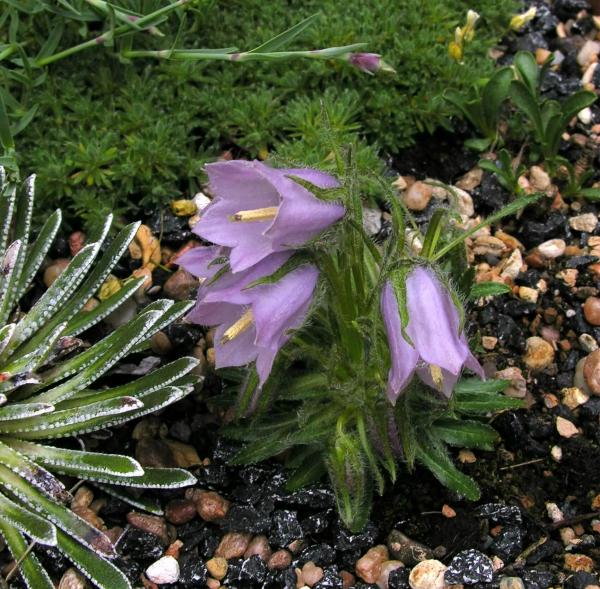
[523,336,555,371]
[551,445,563,462]
[456,166,483,191]
[583,349,600,395]
[58,568,86,589]
[556,416,579,438]
[363,207,383,236]
[267,549,292,570]
[500,249,524,281]
[579,333,598,352]
[529,166,551,192]
[499,578,525,589]
[165,499,197,525]
[444,549,493,584]
[163,268,198,300]
[537,238,566,259]
[564,553,595,573]
[561,387,590,409]
[146,555,180,584]
[68,231,86,256]
[518,286,539,303]
[206,557,228,580]
[126,512,169,545]
[387,530,432,566]
[577,40,600,68]
[495,367,527,398]
[243,535,272,560]
[215,532,252,559]
[408,559,447,589]
[578,107,593,125]
[569,213,598,233]
[402,181,432,211]
[454,187,474,217]
[43,259,70,287]
[194,490,230,522]
[377,560,404,589]
[583,296,600,326]
[356,545,389,583]
[296,561,324,586]
[482,336,498,350]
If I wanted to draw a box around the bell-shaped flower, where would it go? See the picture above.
[194,160,344,273]
[180,247,318,386]
[380,266,484,403]
[347,53,396,75]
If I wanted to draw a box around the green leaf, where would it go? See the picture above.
[513,51,539,96]
[421,208,447,258]
[0,491,57,545]
[56,529,130,589]
[455,377,509,394]
[93,467,196,488]
[248,13,319,53]
[432,418,498,450]
[416,435,480,500]
[469,281,511,299]
[560,90,596,125]
[453,392,524,414]
[464,137,492,151]
[510,80,544,141]
[482,67,513,131]
[580,188,600,200]
[0,520,54,589]
[0,90,14,150]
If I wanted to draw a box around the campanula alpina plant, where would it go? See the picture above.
[182,147,532,530]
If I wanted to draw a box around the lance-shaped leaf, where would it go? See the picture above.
[0,491,57,545]
[0,464,117,557]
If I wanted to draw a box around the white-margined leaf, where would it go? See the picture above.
[0,402,55,421]
[0,491,57,545]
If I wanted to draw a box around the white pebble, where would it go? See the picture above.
[146,556,180,584]
[537,238,566,259]
[408,559,447,589]
[578,107,592,125]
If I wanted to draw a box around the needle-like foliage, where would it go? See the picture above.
[0,167,199,589]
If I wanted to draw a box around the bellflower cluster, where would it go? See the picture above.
[178,156,517,531]
[179,160,344,386]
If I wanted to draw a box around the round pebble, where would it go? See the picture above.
[583,297,600,326]
[583,349,600,395]
[402,181,432,211]
[523,336,555,371]
[146,555,180,584]
[537,238,565,259]
[408,559,446,589]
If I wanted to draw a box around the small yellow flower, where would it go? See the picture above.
[510,7,537,32]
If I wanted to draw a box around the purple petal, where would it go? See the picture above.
[187,301,239,327]
[177,245,227,281]
[349,53,382,73]
[251,264,319,351]
[464,344,485,378]
[255,347,278,387]
[381,281,419,404]
[416,365,459,398]
[282,168,340,189]
[214,308,258,368]
[257,164,345,249]
[405,267,469,375]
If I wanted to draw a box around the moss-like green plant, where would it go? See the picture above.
[0,167,199,589]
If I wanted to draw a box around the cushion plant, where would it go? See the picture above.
[0,167,199,589]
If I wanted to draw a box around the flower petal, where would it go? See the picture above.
[177,245,226,281]
[405,267,469,375]
[416,365,459,398]
[214,309,258,368]
[251,264,319,351]
[282,168,341,189]
[255,346,278,387]
[381,281,419,403]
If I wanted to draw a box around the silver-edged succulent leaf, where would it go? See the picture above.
[0,168,200,589]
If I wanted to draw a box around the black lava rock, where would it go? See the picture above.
[388,566,411,589]
[553,0,590,21]
[521,568,555,589]
[566,571,600,589]
[333,521,379,552]
[490,524,524,561]
[299,543,336,567]
[445,549,493,584]
[179,552,208,587]
[221,504,271,534]
[270,510,303,547]
[314,566,343,589]
[520,212,568,247]
[238,555,267,584]
[475,503,522,524]
[526,539,562,565]
[116,528,164,561]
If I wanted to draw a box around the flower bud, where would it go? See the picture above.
[347,53,395,75]
[510,7,537,31]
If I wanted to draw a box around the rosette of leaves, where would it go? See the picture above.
[0,168,199,589]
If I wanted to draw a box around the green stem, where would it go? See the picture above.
[35,0,189,67]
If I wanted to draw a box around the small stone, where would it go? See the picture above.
[195,490,230,522]
[529,166,551,192]
[538,238,566,259]
[69,231,86,256]
[296,561,323,587]
[564,553,595,573]
[126,512,169,545]
[482,336,498,350]
[495,367,527,398]
[584,297,600,326]
[569,213,598,233]
[146,555,180,584]
[392,176,408,191]
[171,199,198,217]
[356,545,389,583]
[402,181,432,211]
[408,559,447,589]
[363,207,382,236]
[215,532,252,559]
[578,107,593,125]
[340,570,355,589]
[579,333,598,352]
[583,349,600,395]
[387,530,432,566]
[267,549,292,570]
[163,268,198,301]
[244,535,272,561]
[456,167,483,191]
[206,557,228,580]
[164,439,202,468]
[499,578,525,589]
[523,336,554,371]
[550,445,563,462]
[557,268,578,287]
[499,249,524,281]
[445,549,493,584]
[43,259,70,287]
[458,449,476,463]
[453,187,474,218]
[441,505,456,518]
[518,286,538,303]
[556,416,579,438]
[577,40,600,68]
[58,568,87,589]
[561,387,590,410]
[377,560,404,589]
[165,499,197,525]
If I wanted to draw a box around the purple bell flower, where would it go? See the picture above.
[380,267,484,403]
[179,246,318,386]
[194,160,344,273]
[347,53,396,75]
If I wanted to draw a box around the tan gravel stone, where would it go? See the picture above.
[523,337,555,371]
[356,545,389,583]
